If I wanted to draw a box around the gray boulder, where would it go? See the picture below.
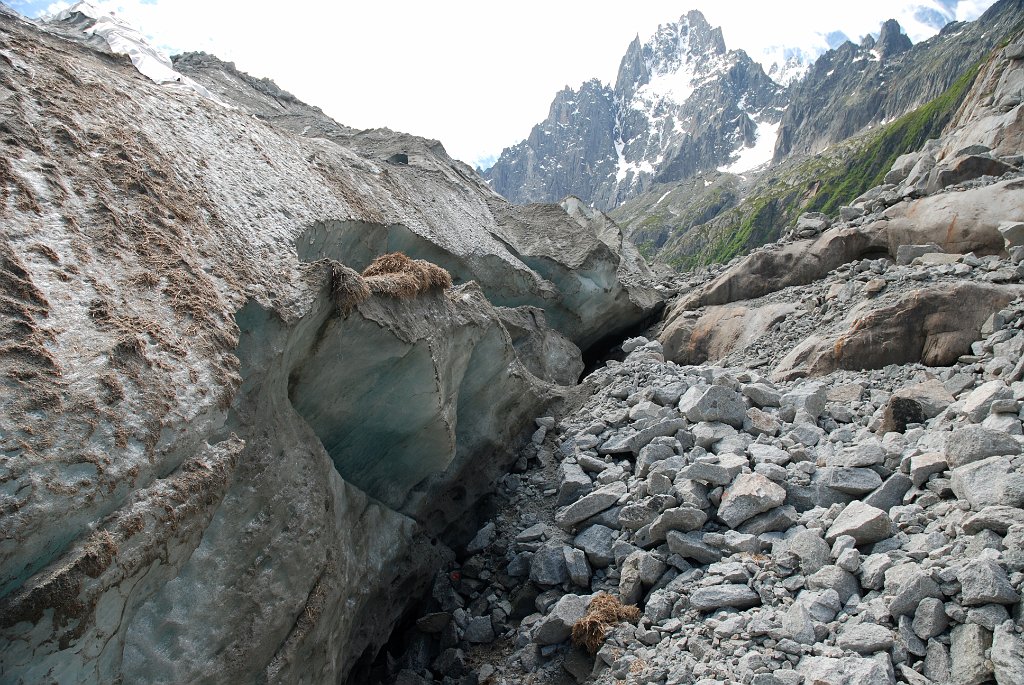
[798,655,894,685]
[667,531,722,564]
[574,525,616,568]
[679,385,746,428]
[826,502,892,545]
[950,623,994,685]
[912,597,948,640]
[822,467,883,495]
[837,623,895,654]
[533,594,589,645]
[555,481,627,528]
[689,585,761,611]
[718,473,787,528]
[992,621,1024,685]
[945,425,1021,469]
[960,559,1020,606]
[530,543,569,586]
[888,570,942,617]
[962,381,1014,422]
[952,456,1024,509]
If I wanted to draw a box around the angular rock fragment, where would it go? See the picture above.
[945,425,1021,468]
[717,473,787,528]
[678,385,746,428]
[689,585,761,611]
[555,481,628,528]
[950,623,994,685]
[837,623,895,654]
[533,594,589,645]
[960,559,1020,606]
[826,502,892,545]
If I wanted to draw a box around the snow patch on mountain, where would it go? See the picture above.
[718,120,780,174]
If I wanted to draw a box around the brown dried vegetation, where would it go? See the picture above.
[571,593,642,654]
[360,251,452,298]
[328,260,370,315]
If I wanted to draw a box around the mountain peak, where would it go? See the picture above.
[877,18,913,57]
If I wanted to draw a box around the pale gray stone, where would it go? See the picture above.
[530,543,569,586]
[718,473,787,528]
[646,590,678,624]
[822,467,883,495]
[785,528,832,575]
[617,501,660,531]
[864,473,913,513]
[962,506,1024,534]
[992,620,1024,685]
[742,383,782,408]
[797,655,894,685]
[557,462,593,506]
[912,597,948,640]
[533,594,589,645]
[950,623,994,685]
[827,501,892,545]
[889,570,942,617]
[782,602,816,644]
[924,640,951,683]
[636,443,675,478]
[781,384,827,421]
[952,456,1024,510]
[749,443,791,466]
[962,380,1014,422]
[739,505,799,535]
[645,506,707,543]
[910,453,947,487]
[746,407,781,437]
[807,565,860,604]
[563,546,592,587]
[689,585,761,611]
[619,551,645,604]
[892,380,954,418]
[679,385,746,428]
[679,461,733,486]
[960,559,1020,606]
[837,547,860,573]
[967,603,1010,630]
[574,524,615,568]
[945,425,1021,469]
[860,553,895,590]
[555,481,627,527]
[837,623,895,654]
[666,531,722,564]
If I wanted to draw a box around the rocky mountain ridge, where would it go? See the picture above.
[486,0,1023,271]
[482,10,786,211]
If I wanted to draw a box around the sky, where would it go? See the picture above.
[11,0,998,168]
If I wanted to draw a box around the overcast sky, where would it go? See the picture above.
[12,0,997,168]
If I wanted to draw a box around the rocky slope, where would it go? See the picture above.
[774,0,1024,161]
[482,10,786,211]
[613,14,1019,270]
[365,32,1024,685]
[0,7,661,684]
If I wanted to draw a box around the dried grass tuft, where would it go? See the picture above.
[361,252,452,298]
[328,261,370,315]
[571,593,642,654]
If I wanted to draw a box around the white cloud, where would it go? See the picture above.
[25,1,997,167]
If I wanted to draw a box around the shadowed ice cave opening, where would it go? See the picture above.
[297,219,477,286]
